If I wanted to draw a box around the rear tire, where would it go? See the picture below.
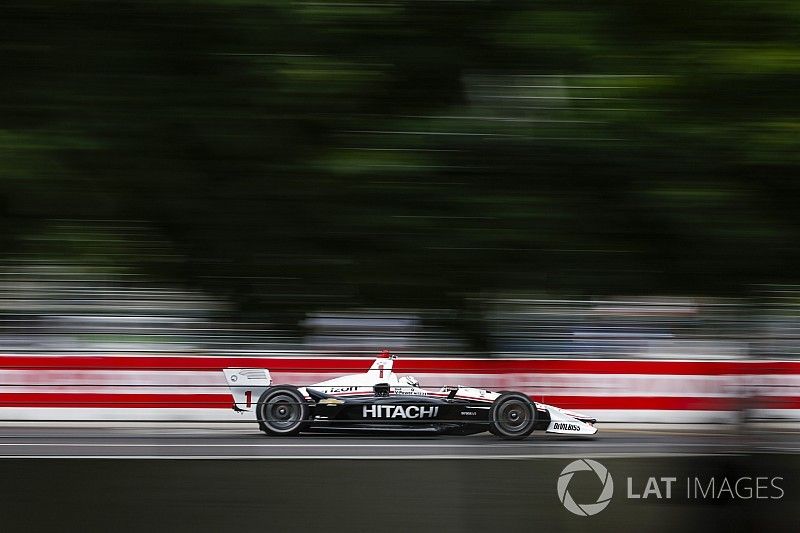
[257,385,309,436]
[489,392,536,440]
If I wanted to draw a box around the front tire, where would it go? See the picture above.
[489,392,536,440]
[257,385,309,436]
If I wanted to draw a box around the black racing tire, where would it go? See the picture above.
[487,390,512,436]
[489,392,536,440]
[256,385,310,436]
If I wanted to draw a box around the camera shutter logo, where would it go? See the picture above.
[557,459,614,516]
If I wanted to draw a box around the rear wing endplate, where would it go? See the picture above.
[223,368,272,412]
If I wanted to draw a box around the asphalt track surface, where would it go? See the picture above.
[1,425,799,533]
[0,424,798,458]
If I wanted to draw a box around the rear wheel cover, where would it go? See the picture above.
[257,386,309,436]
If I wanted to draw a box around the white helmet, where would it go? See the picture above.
[399,375,419,388]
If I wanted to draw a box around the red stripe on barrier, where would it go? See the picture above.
[0,392,744,411]
[0,355,793,374]
[539,396,737,411]
[0,393,232,409]
[0,356,372,372]
[754,396,800,410]
[400,360,748,375]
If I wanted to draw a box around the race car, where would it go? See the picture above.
[223,350,597,439]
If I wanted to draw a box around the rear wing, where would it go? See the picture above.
[223,368,272,412]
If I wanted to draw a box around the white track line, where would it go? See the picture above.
[0,442,742,448]
[0,453,747,459]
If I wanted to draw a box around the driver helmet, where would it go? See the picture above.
[399,375,419,388]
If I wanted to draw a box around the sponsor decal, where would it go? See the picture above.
[318,398,345,406]
[557,459,614,517]
[460,411,477,416]
[394,389,428,396]
[553,422,580,432]
[362,405,439,419]
[325,386,357,393]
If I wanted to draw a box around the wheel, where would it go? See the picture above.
[487,390,512,436]
[256,385,309,436]
[489,392,536,440]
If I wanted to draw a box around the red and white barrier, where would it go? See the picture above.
[0,354,797,423]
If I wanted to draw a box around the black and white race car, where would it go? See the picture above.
[224,351,597,440]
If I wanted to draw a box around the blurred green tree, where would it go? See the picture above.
[1,0,799,340]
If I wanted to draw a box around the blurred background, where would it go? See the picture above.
[4,4,800,532]
[1,0,799,358]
